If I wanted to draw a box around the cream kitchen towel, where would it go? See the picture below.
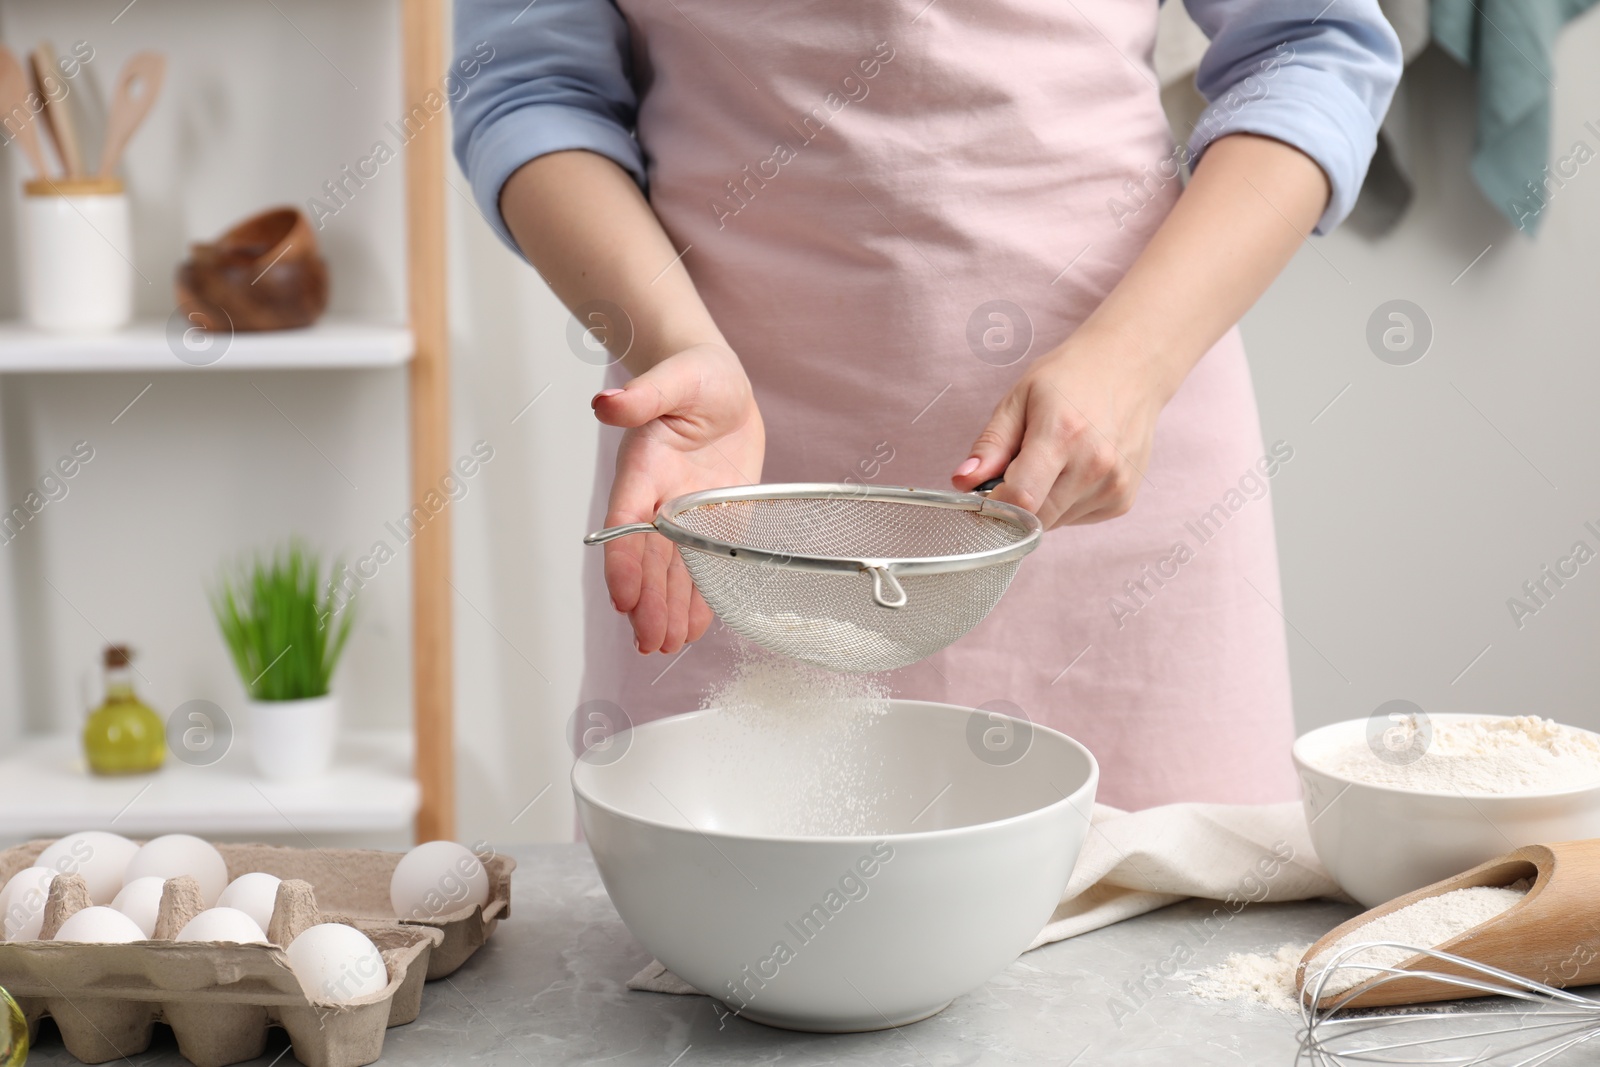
[628,801,1339,994]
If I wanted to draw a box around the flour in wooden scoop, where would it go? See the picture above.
[1303,882,1530,996]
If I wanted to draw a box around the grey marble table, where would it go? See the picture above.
[25,844,1364,1066]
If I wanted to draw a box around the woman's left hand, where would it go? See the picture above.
[949,135,1333,527]
[949,329,1175,529]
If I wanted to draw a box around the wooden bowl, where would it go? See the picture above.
[175,207,329,332]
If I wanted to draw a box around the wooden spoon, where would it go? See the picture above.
[0,45,51,180]
[1297,840,1600,1009]
[31,42,85,178]
[98,51,165,179]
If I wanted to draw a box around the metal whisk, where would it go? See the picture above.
[1298,942,1600,1066]
[584,483,1042,672]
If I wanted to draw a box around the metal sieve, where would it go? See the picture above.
[584,483,1043,673]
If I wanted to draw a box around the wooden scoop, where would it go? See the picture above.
[1298,840,1600,1009]
[0,44,51,179]
[32,42,85,178]
[98,51,165,179]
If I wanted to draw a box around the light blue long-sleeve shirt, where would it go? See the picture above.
[452,0,1402,245]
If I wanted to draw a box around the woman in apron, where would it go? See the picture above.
[452,0,1401,808]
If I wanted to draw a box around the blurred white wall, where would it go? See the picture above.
[0,3,1595,846]
[1243,20,1600,739]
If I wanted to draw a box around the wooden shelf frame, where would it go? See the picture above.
[402,0,454,842]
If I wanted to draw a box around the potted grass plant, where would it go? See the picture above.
[211,543,354,780]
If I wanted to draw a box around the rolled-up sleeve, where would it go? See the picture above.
[451,0,643,250]
[1181,0,1402,234]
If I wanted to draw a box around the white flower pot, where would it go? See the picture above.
[245,694,338,781]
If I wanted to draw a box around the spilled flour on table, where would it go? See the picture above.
[1188,943,1310,1014]
[1188,881,1530,1011]
[700,651,894,836]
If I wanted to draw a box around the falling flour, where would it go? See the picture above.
[1188,882,1530,1010]
[700,651,894,836]
[1305,715,1600,793]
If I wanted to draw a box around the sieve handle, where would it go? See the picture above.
[867,566,909,610]
[975,477,1004,494]
[583,522,658,546]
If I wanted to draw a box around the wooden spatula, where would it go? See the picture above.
[0,45,51,180]
[98,51,165,179]
[1297,840,1600,1009]
[31,42,85,178]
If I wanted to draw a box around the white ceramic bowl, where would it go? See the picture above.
[1293,715,1600,908]
[573,700,1098,1032]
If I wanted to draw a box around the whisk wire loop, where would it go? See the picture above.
[1299,943,1600,1066]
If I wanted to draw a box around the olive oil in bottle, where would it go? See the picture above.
[82,645,165,775]
[0,986,24,1066]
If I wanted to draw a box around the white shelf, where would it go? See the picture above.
[0,730,419,837]
[0,319,414,373]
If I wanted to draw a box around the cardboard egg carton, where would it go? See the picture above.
[1,840,515,979]
[0,870,437,1067]
[0,840,517,1066]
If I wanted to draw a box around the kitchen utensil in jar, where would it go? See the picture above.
[98,51,165,179]
[31,43,85,178]
[0,46,50,179]
[584,483,1042,672]
[20,176,133,332]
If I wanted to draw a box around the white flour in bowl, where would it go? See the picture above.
[1189,882,1530,1010]
[1305,715,1600,793]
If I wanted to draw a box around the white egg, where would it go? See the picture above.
[176,907,268,944]
[0,866,52,923]
[217,872,282,933]
[53,905,146,943]
[389,841,490,921]
[1,867,58,940]
[110,876,169,938]
[35,831,139,906]
[287,923,388,1004]
[123,834,229,907]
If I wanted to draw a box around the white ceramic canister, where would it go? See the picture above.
[20,177,134,332]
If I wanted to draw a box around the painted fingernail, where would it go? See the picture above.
[954,457,981,477]
[591,388,624,408]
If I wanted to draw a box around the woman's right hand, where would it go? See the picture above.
[592,342,765,655]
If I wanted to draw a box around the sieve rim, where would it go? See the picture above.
[651,482,1043,575]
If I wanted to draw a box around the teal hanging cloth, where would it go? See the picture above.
[1432,0,1600,233]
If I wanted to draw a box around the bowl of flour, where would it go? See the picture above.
[1293,714,1600,907]
[572,658,1098,1032]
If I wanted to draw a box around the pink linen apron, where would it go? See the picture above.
[579,0,1298,807]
